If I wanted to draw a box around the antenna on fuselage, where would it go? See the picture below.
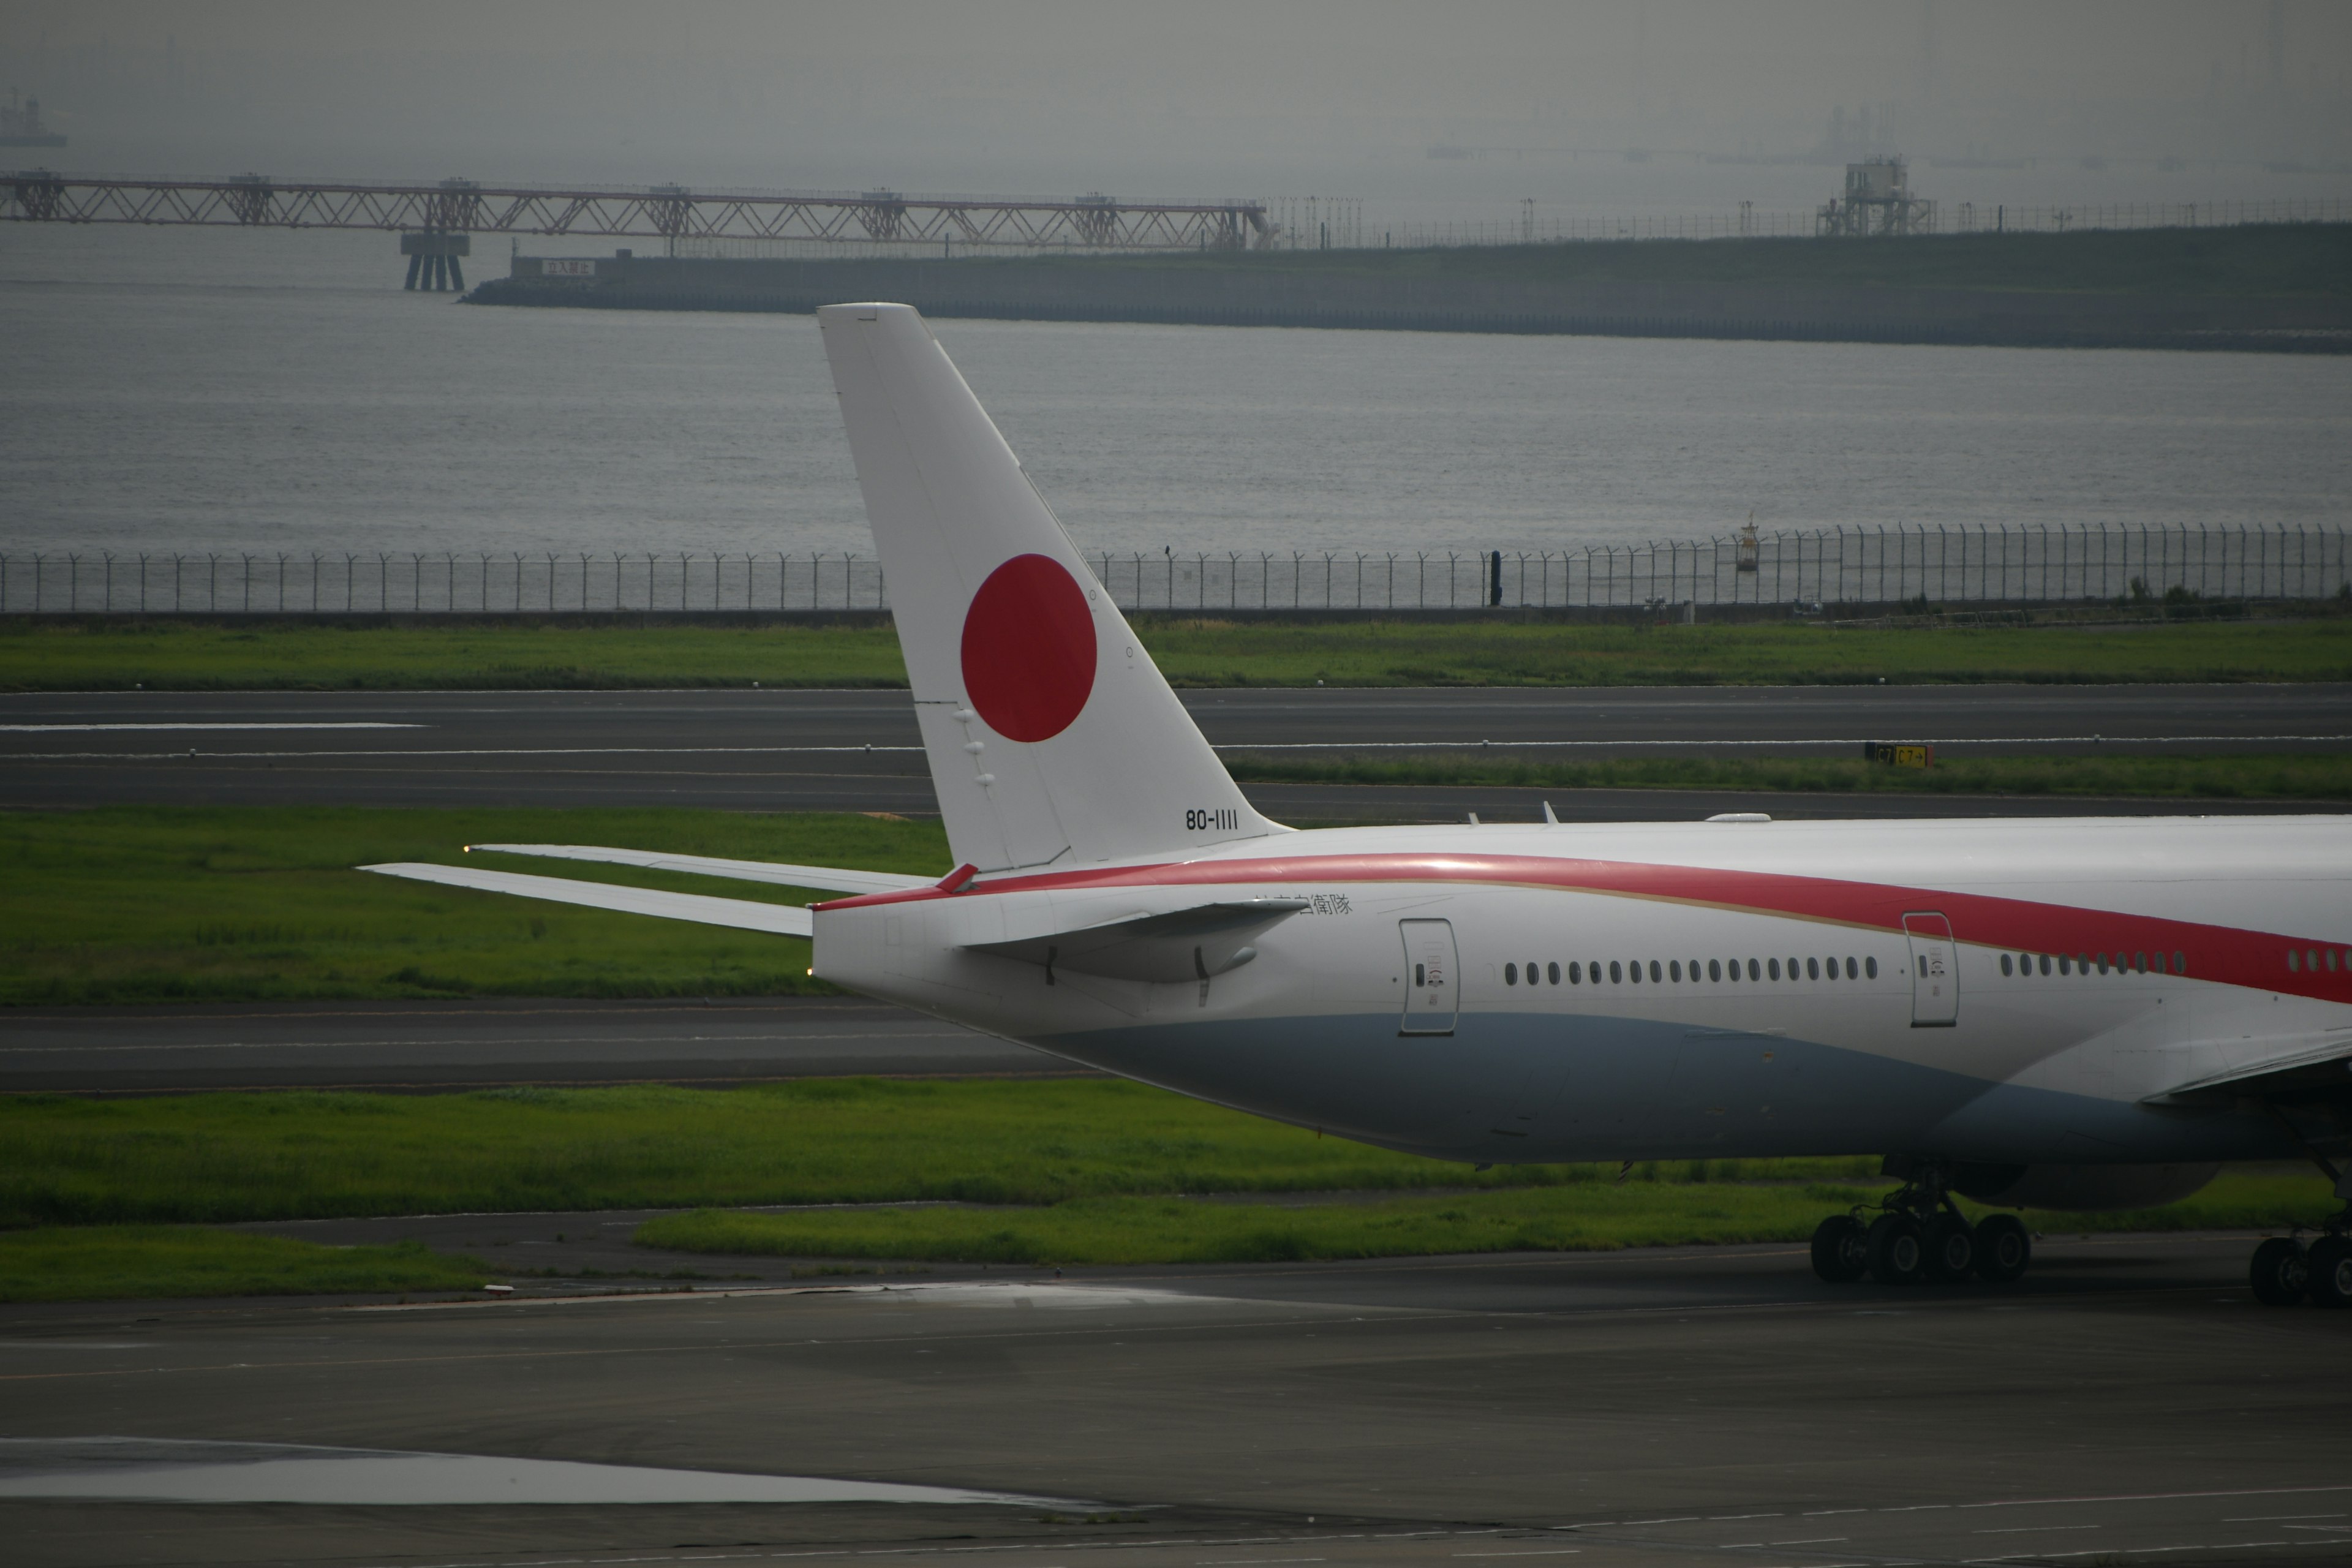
[1541,801,1559,825]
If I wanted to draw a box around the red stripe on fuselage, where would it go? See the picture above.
[813,851,2349,1006]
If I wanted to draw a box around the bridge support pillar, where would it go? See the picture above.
[399,230,471,293]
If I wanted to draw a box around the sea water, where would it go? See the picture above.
[4,224,2346,560]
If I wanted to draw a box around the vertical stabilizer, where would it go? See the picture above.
[818,303,1287,873]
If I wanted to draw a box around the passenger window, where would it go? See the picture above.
[1768,957,1781,980]
[1505,963,1518,986]
[1610,960,1623,983]
[2173,951,2185,974]
[1569,961,1582,984]
[1548,962,1561,985]
[1648,960,1662,983]
[1844,956,1857,979]
[2309,949,2321,973]
[1747,958,1761,981]
[1865,955,1879,979]
[1669,960,1682,982]
[2001,954,2013,976]
[1806,957,1820,980]
[2097,954,2110,974]
[1708,959,1722,982]
[2134,951,2146,973]
[2040,954,2052,975]
[2287,949,2299,973]
[1415,963,1426,986]
[2328,951,2340,974]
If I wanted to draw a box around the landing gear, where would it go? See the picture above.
[1866,1213,1926,1285]
[2250,1237,2311,1306]
[2312,1237,2352,1309]
[1809,1162,2027,1288]
[1973,1213,2032,1283]
[2250,1232,2352,1308]
[1809,1215,1868,1283]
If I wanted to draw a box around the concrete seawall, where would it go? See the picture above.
[469,251,2352,352]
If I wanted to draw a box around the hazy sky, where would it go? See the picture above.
[5,2,2346,220]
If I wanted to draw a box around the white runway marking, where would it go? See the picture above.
[0,722,421,732]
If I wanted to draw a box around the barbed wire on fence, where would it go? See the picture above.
[2,524,2346,617]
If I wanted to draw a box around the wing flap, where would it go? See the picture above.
[362,862,813,938]
[962,899,1307,983]
[464,843,931,897]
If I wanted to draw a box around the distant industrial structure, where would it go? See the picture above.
[1817,157,1936,237]
[0,93,64,148]
[0,172,1272,287]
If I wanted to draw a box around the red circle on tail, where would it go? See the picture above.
[960,554,1096,743]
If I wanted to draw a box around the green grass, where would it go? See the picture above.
[634,1167,2343,1267]
[0,1077,1878,1229]
[0,1226,486,1302]
[1226,752,2352,802]
[0,807,947,1007]
[6,613,2352,692]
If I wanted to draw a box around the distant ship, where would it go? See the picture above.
[0,94,66,149]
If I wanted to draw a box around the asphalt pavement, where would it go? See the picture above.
[5,684,2346,817]
[3,1231,2346,1567]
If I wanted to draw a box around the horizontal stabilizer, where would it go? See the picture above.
[465,843,931,897]
[963,899,1307,984]
[361,862,813,938]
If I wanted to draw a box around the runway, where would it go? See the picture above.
[3,1232,2346,1567]
[4,684,2347,818]
[0,997,1069,1095]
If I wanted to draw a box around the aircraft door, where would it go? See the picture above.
[1902,911,1959,1028]
[1398,919,1459,1036]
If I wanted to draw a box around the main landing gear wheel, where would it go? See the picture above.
[2248,1237,2310,1306]
[1866,1214,1928,1286]
[1810,1215,1869,1283]
[2306,1236,2352,1309]
[1972,1213,2031,1284]
[1924,1214,1977,1283]
[1809,1162,2029,1289]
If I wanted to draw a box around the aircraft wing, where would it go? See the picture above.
[2142,1026,2352,1107]
[361,862,813,938]
[462,843,932,897]
[963,899,1309,983]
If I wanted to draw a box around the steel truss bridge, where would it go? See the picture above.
[0,172,1271,252]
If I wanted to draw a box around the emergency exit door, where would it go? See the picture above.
[1902,911,1959,1028]
[1399,919,1459,1036]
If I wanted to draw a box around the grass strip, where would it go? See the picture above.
[1226,752,2352,802]
[0,807,947,1007]
[0,1226,486,1303]
[0,1078,1875,1227]
[6,614,2351,692]
[634,1169,2342,1267]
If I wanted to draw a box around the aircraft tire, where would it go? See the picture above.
[1924,1214,1977,1283]
[2248,1237,2310,1306]
[1973,1213,2032,1284]
[1810,1215,1869,1283]
[1866,1214,1926,1286]
[2305,1237,2352,1310]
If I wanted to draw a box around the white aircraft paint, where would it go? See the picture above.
[362,303,2352,1292]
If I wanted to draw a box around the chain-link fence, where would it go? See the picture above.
[4,524,2346,616]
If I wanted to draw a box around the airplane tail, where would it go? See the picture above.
[818,303,1287,874]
